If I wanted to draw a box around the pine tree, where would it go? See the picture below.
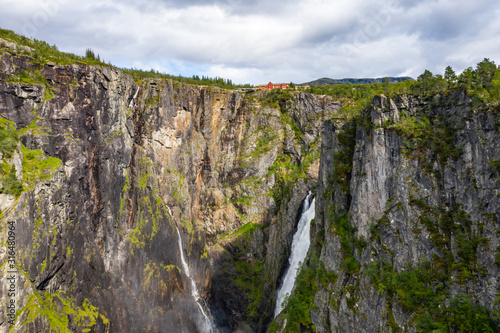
[475,58,497,89]
[85,48,96,60]
[458,67,474,90]
[444,66,457,88]
[383,77,390,95]
[489,69,500,100]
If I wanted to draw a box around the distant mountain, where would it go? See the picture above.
[301,76,414,86]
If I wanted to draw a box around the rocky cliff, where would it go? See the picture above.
[1,34,499,333]
[298,92,500,332]
[0,36,342,333]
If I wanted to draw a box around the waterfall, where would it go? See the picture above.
[128,87,140,108]
[274,192,316,318]
[176,227,214,332]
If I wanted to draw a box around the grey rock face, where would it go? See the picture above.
[2,38,498,333]
[312,93,500,332]
[0,43,341,332]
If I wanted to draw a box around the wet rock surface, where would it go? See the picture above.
[0,43,338,332]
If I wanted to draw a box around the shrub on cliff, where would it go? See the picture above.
[0,119,19,158]
[0,165,22,196]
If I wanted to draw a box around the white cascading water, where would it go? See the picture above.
[274,192,316,318]
[128,87,140,108]
[176,225,214,332]
[176,228,214,332]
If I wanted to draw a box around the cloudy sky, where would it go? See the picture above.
[1,0,499,84]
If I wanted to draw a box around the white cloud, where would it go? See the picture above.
[0,0,499,84]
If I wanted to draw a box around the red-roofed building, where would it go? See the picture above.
[256,82,289,90]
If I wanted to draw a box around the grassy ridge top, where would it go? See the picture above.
[0,27,109,67]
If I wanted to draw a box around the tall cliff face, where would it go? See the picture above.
[1,35,499,333]
[306,92,500,332]
[0,39,340,333]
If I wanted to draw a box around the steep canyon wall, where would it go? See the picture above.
[0,38,499,333]
[304,92,500,332]
[0,40,339,332]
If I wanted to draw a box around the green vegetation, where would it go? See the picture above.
[44,87,55,101]
[19,118,50,136]
[12,269,110,333]
[122,68,253,89]
[144,95,161,108]
[268,147,320,211]
[360,153,495,330]
[2,26,499,331]
[234,259,264,315]
[15,291,109,333]
[1,165,23,196]
[0,27,109,67]
[0,116,61,196]
[305,81,390,100]
[142,262,173,296]
[118,170,129,221]
[214,222,267,321]
[239,126,279,162]
[5,68,47,86]
[408,198,488,281]
[409,58,499,102]
[0,118,23,196]
[127,156,172,255]
[258,88,294,109]
[324,118,366,275]
[233,222,259,238]
[256,89,321,212]
[1,27,251,89]
[490,159,500,173]
[363,196,495,330]
[0,117,19,158]
[386,111,462,171]
[21,145,62,187]
[367,261,497,332]
[275,59,500,331]
[445,294,497,332]
[279,264,317,331]
[453,59,498,97]
[305,58,500,104]
[84,48,101,62]
[302,58,500,122]
[331,120,357,194]
[256,131,277,152]
[304,80,410,120]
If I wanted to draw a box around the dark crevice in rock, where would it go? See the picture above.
[127,86,143,227]
[88,141,103,216]
[36,262,64,291]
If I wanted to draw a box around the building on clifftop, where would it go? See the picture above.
[255,82,289,90]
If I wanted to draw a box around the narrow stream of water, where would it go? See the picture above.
[274,192,316,318]
[128,87,140,108]
[176,227,214,332]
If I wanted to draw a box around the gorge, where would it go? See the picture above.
[0,31,499,333]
